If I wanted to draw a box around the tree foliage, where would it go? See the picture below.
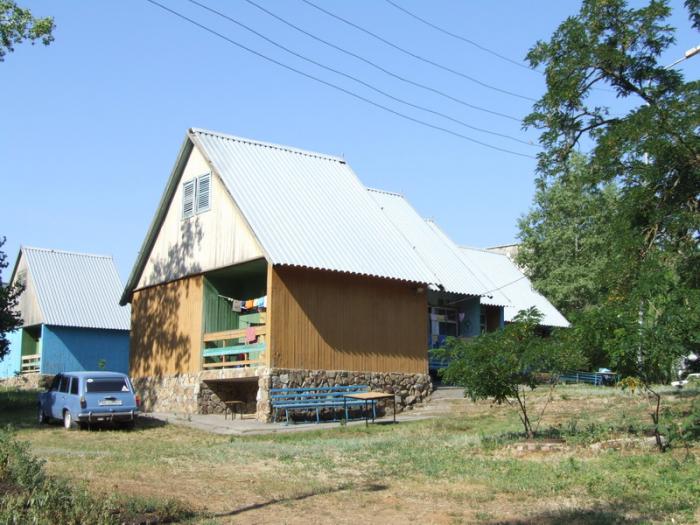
[0,0,54,62]
[441,308,584,438]
[517,153,618,316]
[520,0,699,449]
[520,0,699,382]
[0,237,22,361]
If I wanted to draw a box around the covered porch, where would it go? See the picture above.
[201,259,268,372]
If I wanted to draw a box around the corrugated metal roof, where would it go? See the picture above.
[457,246,570,328]
[367,189,510,305]
[20,247,130,330]
[190,128,435,284]
[422,219,512,306]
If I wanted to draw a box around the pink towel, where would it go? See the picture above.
[245,326,257,344]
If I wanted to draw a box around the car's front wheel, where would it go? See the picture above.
[63,410,77,430]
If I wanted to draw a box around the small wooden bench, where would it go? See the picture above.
[270,385,377,424]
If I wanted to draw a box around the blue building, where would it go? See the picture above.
[1,247,130,378]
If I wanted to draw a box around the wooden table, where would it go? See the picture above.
[343,392,397,425]
[224,400,245,420]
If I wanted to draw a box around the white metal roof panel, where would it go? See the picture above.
[191,129,435,284]
[367,189,510,305]
[20,247,130,330]
[457,246,570,327]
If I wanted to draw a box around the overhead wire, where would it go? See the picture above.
[186,0,535,147]
[241,0,522,122]
[300,0,538,102]
[383,0,536,73]
[143,0,537,159]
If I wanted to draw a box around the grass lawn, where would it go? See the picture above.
[1,384,699,524]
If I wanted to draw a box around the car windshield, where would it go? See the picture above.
[85,378,130,393]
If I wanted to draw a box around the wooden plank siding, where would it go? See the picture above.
[130,275,204,377]
[268,266,427,374]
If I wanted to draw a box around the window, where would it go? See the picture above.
[49,374,61,392]
[69,377,79,395]
[182,173,211,219]
[59,376,70,393]
[85,378,130,393]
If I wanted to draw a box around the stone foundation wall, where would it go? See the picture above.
[0,373,53,391]
[132,367,270,417]
[132,367,432,423]
[267,368,432,422]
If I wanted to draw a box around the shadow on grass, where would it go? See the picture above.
[491,507,644,524]
[213,482,388,518]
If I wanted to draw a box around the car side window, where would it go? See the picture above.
[59,376,70,393]
[69,377,79,395]
[49,375,61,391]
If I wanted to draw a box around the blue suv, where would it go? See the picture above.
[38,371,140,430]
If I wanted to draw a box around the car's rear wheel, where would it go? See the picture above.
[63,410,77,430]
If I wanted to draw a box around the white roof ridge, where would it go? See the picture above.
[366,187,404,198]
[190,127,346,164]
[21,246,114,260]
[459,245,508,255]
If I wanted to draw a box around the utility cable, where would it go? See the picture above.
[383,0,536,73]
[242,0,522,122]
[300,0,537,102]
[187,0,535,147]
[144,0,537,159]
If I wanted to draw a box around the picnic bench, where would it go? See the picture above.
[270,385,377,424]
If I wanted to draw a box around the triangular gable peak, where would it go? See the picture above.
[10,250,43,327]
[132,136,266,294]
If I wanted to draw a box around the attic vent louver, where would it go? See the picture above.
[182,179,195,219]
[196,173,211,213]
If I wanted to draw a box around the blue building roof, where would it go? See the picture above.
[12,247,130,331]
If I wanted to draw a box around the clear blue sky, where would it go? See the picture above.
[2,0,698,281]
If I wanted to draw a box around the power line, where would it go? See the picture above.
[383,0,535,73]
[242,0,522,123]
[187,0,535,147]
[143,0,536,159]
[300,0,538,102]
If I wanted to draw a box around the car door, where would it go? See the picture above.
[42,374,61,418]
[51,375,70,419]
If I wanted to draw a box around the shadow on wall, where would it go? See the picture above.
[130,219,203,409]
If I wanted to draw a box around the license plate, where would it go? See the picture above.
[99,399,122,406]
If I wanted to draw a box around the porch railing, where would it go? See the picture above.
[21,354,40,374]
[202,325,266,370]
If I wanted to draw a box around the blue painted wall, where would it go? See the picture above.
[0,330,22,378]
[40,326,129,375]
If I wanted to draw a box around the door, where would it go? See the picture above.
[51,375,70,419]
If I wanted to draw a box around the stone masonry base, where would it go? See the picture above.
[0,373,53,391]
[133,367,432,423]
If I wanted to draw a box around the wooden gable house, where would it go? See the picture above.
[121,129,436,420]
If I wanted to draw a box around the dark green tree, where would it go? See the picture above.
[522,0,699,449]
[517,153,618,316]
[0,237,22,361]
[0,0,54,62]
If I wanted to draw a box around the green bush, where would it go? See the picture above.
[0,426,192,524]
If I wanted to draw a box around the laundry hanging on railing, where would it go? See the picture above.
[219,294,267,313]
